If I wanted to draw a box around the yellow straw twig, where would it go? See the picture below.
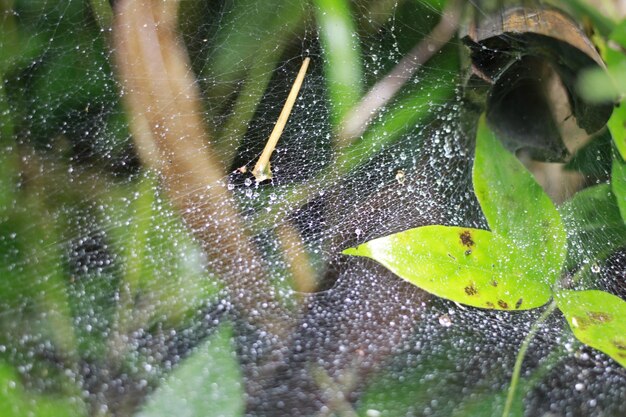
[252,57,310,182]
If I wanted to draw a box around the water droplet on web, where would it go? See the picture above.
[395,170,405,185]
[438,314,452,327]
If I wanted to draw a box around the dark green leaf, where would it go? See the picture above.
[564,129,612,179]
[556,290,626,368]
[613,151,626,219]
[558,184,626,269]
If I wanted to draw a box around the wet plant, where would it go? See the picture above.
[1,1,626,416]
[344,114,626,416]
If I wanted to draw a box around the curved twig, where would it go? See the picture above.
[338,0,462,145]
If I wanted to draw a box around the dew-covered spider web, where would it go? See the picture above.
[1,0,625,416]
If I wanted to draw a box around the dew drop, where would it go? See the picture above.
[438,314,452,327]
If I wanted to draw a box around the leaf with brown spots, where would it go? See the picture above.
[343,225,552,310]
[465,285,478,296]
[459,230,475,247]
[557,290,626,368]
[342,115,563,312]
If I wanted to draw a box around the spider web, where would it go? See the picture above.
[0,1,625,416]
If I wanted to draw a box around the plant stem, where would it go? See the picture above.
[89,0,114,31]
[502,300,557,417]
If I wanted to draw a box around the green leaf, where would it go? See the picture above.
[558,184,626,270]
[473,114,566,279]
[451,390,522,417]
[88,0,113,31]
[356,341,468,417]
[313,0,363,126]
[608,99,626,160]
[343,114,564,310]
[199,0,304,104]
[589,25,626,159]
[613,152,626,220]
[137,324,244,417]
[0,362,86,417]
[577,66,626,103]
[106,174,221,330]
[564,129,612,179]
[343,226,551,310]
[611,19,626,49]
[556,290,626,368]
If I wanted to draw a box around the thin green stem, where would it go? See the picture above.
[502,300,557,417]
[89,0,114,31]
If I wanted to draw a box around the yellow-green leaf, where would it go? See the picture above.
[343,226,552,310]
[556,290,626,368]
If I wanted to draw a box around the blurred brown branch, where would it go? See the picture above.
[338,0,462,145]
[112,0,290,338]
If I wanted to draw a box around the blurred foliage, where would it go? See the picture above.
[0,0,625,416]
[136,324,243,417]
[0,361,86,417]
[559,183,626,272]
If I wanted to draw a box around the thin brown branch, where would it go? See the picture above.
[112,0,289,338]
[277,221,318,294]
[338,0,462,146]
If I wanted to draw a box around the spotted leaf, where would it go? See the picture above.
[556,290,626,368]
[343,226,551,310]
